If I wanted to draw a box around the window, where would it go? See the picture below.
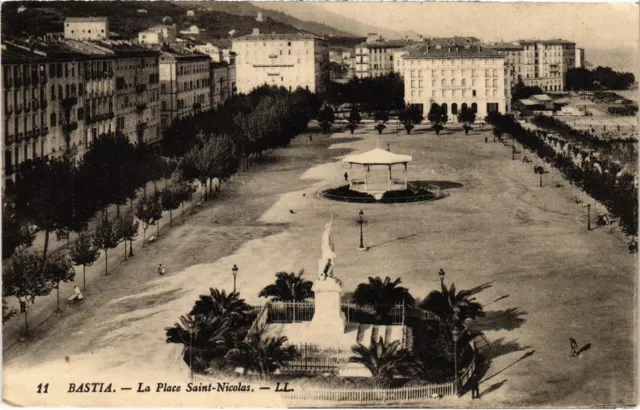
[50,112,57,126]
[487,102,499,113]
[451,103,458,115]
[472,90,476,97]
[461,78,466,86]
[432,90,436,97]
[471,102,478,113]
[441,103,447,114]
[493,79,498,87]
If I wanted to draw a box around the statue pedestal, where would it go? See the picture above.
[308,278,347,346]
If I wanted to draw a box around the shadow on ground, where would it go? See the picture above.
[473,307,528,332]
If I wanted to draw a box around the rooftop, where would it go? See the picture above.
[64,17,108,23]
[234,32,322,42]
[517,38,576,45]
[356,40,410,49]
[343,148,413,165]
[402,44,503,60]
[489,42,525,51]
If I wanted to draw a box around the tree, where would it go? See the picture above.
[200,135,239,197]
[346,122,358,135]
[116,212,139,260]
[374,122,387,135]
[69,232,100,292]
[399,105,424,135]
[348,106,362,124]
[457,106,476,135]
[420,283,485,332]
[318,106,335,134]
[225,328,299,377]
[427,104,447,135]
[92,219,122,275]
[352,276,415,321]
[511,78,544,103]
[2,250,55,336]
[349,337,416,385]
[44,252,74,312]
[175,182,196,218]
[160,188,181,226]
[2,194,35,260]
[166,288,251,372]
[14,157,76,258]
[135,193,163,245]
[259,270,314,302]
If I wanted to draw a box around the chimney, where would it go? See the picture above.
[252,28,259,36]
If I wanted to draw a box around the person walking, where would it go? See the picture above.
[344,172,348,182]
[485,136,488,143]
[309,134,313,142]
[470,377,481,399]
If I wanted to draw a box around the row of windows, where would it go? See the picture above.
[409,68,500,78]
[404,58,503,67]
[410,88,502,98]
[177,63,209,76]
[410,78,501,88]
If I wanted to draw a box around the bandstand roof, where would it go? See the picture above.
[343,148,412,165]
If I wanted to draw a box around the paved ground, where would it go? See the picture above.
[3,123,636,407]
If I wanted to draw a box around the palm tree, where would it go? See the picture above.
[419,283,485,332]
[352,276,415,321]
[259,270,314,302]
[349,337,416,385]
[225,326,299,377]
[189,288,252,326]
[165,315,234,372]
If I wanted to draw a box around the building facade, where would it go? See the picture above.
[64,17,109,41]
[398,43,510,120]
[487,43,524,87]
[159,50,211,129]
[232,30,329,94]
[354,38,407,79]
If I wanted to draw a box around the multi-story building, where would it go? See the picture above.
[487,42,524,87]
[159,49,211,128]
[138,25,177,46]
[232,29,329,94]
[109,43,161,145]
[354,34,407,79]
[576,47,585,69]
[397,43,510,120]
[211,61,229,106]
[64,17,109,41]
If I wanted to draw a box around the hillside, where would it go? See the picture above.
[0,1,323,46]
[178,1,354,38]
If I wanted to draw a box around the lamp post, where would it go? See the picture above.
[232,264,239,293]
[587,204,591,231]
[452,326,461,395]
[357,210,367,251]
[438,268,446,288]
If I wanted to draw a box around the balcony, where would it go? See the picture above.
[42,126,49,135]
[136,122,147,132]
[24,102,31,113]
[5,134,14,145]
[136,102,147,112]
[62,122,78,133]
[15,132,23,142]
[40,75,48,85]
[29,128,37,139]
[41,100,48,110]
[108,111,115,119]
[5,79,12,89]
[5,105,13,116]
[32,99,39,110]
[62,97,78,109]
[135,84,147,93]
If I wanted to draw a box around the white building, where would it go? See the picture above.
[232,29,329,94]
[138,25,177,45]
[354,34,408,78]
[397,43,510,120]
[64,17,109,41]
[180,25,201,36]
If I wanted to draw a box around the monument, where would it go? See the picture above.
[309,215,347,340]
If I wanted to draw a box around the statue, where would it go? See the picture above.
[318,215,337,280]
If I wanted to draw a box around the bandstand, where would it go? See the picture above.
[343,148,413,195]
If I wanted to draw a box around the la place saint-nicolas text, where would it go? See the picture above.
[67,382,294,393]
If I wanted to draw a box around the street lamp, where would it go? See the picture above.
[452,326,461,395]
[438,268,446,288]
[587,204,591,231]
[232,264,239,293]
[357,210,367,251]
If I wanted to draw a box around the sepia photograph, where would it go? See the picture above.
[1,1,638,407]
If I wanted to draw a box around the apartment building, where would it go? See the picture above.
[159,49,211,128]
[232,29,329,94]
[110,43,161,145]
[490,39,577,91]
[397,43,510,120]
[354,34,408,79]
[64,17,109,41]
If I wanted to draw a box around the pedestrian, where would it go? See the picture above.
[158,264,166,276]
[68,285,83,303]
[344,172,348,182]
[569,337,578,357]
[470,377,481,399]
[309,134,312,142]
[387,143,391,152]
[485,136,488,143]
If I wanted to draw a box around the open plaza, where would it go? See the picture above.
[2,121,636,407]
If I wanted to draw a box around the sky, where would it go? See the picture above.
[257,2,639,72]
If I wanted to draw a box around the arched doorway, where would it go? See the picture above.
[471,103,477,113]
[461,103,468,112]
[451,103,458,115]
[441,103,448,115]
